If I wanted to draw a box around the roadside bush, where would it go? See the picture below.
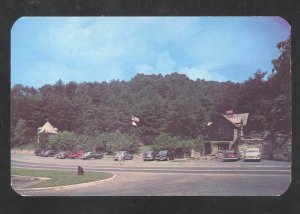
[60,131,78,151]
[152,133,202,157]
[94,130,140,154]
[151,133,178,152]
[31,129,140,153]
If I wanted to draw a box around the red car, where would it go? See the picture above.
[68,150,84,159]
[223,149,240,161]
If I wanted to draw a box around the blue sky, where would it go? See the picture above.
[11,17,290,88]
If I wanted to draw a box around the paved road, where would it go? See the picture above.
[11,154,291,196]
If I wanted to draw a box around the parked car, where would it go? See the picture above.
[68,150,84,159]
[223,149,240,161]
[155,150,175,161]
[54,151,70,159]
[244,148,261,161]
[43,149,57,157]
[81,151,103,160]
[39,150,47,156]
[113,151,134,161]
[34,149,45,156]
[143,151,157,161]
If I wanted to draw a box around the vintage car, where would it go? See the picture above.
[81,151,103,160]
[54,151,70,159]
[223,149,240,161]
[244,148,261,161]
[155,150,175,161]
[143,151,157,161]
[42,149,57,157]
[68,150,85,159]
[34,149,45,156]
[113,151,134,161]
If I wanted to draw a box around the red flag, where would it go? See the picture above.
[131,115,140,122]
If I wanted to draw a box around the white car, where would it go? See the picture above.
[113,151,133,161]
[244,148,261,161]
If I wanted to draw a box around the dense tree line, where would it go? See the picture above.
[11,37,291,151]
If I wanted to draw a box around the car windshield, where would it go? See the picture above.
[247,150,259,153]
[224,150,235,154]
[115,151,124,155]
[158,150,167,154]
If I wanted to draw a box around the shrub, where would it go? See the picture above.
[152,133,203,156]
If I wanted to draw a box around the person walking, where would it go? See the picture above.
[118,152,125,165]
[121,152,125,164]
[118,152,123,165]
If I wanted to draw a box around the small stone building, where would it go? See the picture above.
[204,111,249,156]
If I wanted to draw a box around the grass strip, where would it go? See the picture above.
[12,168,113,188]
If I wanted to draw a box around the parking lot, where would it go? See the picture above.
[11,153,291,196]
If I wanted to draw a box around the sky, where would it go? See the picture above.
[11,17,290,88]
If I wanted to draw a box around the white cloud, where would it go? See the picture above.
[12,17,290,87]
[178,66,227,82]
[134,52,176,75]
[134,53,227,82]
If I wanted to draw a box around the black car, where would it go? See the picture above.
[43,149,57,157]
[34,149,44,156]
[81,151,103,160]
[143,151,157,161]
[155,150,175,161]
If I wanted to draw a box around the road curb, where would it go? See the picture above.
[15,174,116,191]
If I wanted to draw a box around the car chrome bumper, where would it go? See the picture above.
[143,157,154,160]
[155,157,167,160]
[223,158,238,160]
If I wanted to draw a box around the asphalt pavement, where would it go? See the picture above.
[11,153,291,196]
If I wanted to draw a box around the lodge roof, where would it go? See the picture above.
[223,113,249,127]
[37,121,58,134]
[207,113,249,128]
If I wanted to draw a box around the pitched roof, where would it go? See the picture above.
[223,113,249,127]
[37,122,58,134]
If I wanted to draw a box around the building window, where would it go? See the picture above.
[218,143,229,151]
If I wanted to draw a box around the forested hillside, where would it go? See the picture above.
[10,37,291,149]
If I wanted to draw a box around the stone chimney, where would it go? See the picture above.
[225,110,233,118]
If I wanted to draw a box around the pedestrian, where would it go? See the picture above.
[121,152,125,164]
[118,153,123,165]
[118,152,125,165]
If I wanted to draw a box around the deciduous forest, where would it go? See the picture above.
[10,37,291,153]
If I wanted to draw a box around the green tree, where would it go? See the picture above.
[235,70,270,132]
[12,119,30,147]
[97,131,140,154]
[55,131,77,151]
[268,37,291,133]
